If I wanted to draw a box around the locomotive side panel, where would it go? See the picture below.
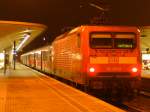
[52,32,84,84]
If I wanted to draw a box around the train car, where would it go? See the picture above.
[40,46,53,73]
[21,45,53,73]
[28,53,34,68]
[52,25,141,96]
[21,53,29,66]
[21,25,141,99]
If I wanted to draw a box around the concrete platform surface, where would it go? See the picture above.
[0,63,125,112]
[142,70,150,78]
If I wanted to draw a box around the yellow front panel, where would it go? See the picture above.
[119,57,137,64]
[90,57,108,64]
[90,57,137,64]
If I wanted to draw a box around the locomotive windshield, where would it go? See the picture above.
[90,33,136,49]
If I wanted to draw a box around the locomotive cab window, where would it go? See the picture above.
[114,34,136,49]
[90,33,112,48]
[90,33,136,49]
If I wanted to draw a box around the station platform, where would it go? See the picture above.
[142,70,150,79]
[0,63,125,112]
[141,70,150,92]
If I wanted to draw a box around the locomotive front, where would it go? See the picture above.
[82,26,141,97]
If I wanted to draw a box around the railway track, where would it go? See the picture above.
[123,103,146,112]
[86,89,150,112]
[121,94,150,112]
[140,91,150,98]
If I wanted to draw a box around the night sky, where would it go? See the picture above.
[0,0,149,52]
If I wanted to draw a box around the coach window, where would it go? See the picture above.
[77,33,81,48]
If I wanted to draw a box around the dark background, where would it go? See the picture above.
[0,0,149,52]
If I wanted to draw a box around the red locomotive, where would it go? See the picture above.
[21,25,141,99]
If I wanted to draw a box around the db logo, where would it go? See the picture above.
[108,57,119,63]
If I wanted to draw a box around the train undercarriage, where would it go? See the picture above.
[87,77,141,101]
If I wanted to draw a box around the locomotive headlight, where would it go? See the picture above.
[89,67,95,73]
[132,67,138,73]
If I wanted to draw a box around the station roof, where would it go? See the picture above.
[0,21,47,52]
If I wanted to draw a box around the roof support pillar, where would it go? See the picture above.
[13,41,16,70]
[4,50,7,74]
